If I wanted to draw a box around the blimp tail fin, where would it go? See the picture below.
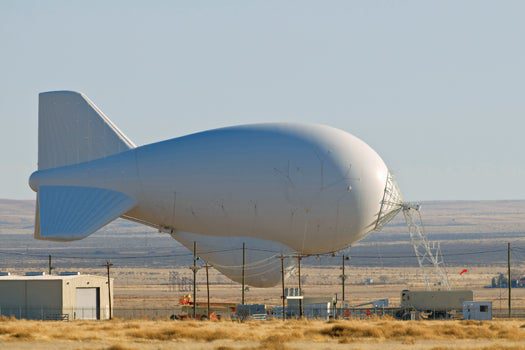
[38,91,136,170]
[34,185,136,241]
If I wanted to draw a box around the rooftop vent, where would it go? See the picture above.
[25,272,46,276]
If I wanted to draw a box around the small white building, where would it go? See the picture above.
[463,301,492,320]
[0,272,113,320]
[287,296,335,319]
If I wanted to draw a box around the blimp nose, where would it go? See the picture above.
[374,171,403,230]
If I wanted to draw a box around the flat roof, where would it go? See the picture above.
[0,274,108,281]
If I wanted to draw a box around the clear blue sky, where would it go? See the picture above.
[1,1,524,201]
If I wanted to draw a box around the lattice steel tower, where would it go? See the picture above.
[375,173,450,290]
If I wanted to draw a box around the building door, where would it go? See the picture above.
[75,288,99,320]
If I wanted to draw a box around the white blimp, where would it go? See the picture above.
[29,91,402,287]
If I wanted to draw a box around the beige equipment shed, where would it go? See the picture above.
[0,272,113,320]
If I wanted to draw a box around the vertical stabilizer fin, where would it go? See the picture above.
[38,91,136,170]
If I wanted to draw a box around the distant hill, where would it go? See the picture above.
[0,199,35,234]
[382,200,525,236]
[1,198,524,267]
[2,198,525,236]
[0,199,34,213]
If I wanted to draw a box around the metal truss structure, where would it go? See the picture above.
[375,173,450,291]
[375,172,404,231]
[402,204,450,290]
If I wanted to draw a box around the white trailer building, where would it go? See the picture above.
[0,272,113,320]
[287,296,335,319]
[463,301,492,320]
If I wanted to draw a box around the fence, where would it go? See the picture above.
[0,306,397,321]
[0,306,226,321]
[3,306,525,321]
[0,306,110,320]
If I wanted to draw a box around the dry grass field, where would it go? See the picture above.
[1,318,525,350]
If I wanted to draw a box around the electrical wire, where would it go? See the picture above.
[206,254,282,270]
[0,247,241,260]
[0,246,516,262]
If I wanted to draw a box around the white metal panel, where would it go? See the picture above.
[75,288,98,320]
[463,301,492,320]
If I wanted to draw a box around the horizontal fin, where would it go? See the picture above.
[35,186,136,241]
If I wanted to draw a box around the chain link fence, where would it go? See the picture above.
[2,306,524,321]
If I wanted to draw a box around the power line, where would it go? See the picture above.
[0,248,242,260]
[0,247,514,263]
[361,248,508,259]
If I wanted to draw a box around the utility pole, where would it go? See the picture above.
[48,255,54,275]
[242,242,246,305]
[192,241,198,319]
[341,254,346,303]
[341,254,349,303]
[334,293,338,317]
[104,260,113,320]
[508,242,511,318]
[280,254,285,320]
[205,263,211,319]
[298,255,303,318]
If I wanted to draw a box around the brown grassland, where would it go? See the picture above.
[1,317,525,350]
